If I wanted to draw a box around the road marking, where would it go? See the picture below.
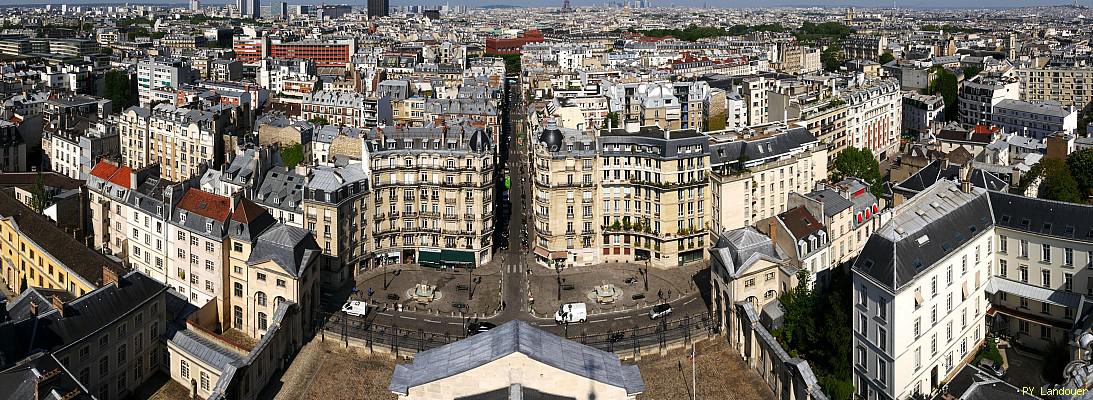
[378,312,392,317]
[448,322,462,326]
[401,316,417,320]
[683,297,696,306]
[424,319,440,324]
[613,316,631,320]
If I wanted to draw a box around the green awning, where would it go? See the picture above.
[440,249,475,265]
[418,250,441,266]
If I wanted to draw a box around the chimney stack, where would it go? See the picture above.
[50,295,63,318]
[101,265,119,287]
[768,219,777,245]
[960,163,973,194]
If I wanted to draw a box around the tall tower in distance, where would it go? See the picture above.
[368,0,390,18]
[562,0,573,12]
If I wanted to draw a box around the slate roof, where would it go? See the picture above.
[805,188,854,218]
[853,180,993,292]
[893,160,1008,198]
[709,127,817,166]
[0,272,165,370]
[168,328,245,371]
[0,352,93,400]
[0,192,122,287]
[989,190,1093,240]
[939,363,1034,400]
[389,320,644,396]
[779,206,824,240]
[709,227,785,279]
[254,167,304,213]
[246,224,320,278]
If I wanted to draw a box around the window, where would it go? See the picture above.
[859,285,868,307]
[99,356,109,376]
[1066,248,1074,266]
[999,235,1007,253]
[877,359,887,386]
[1041,325,1051,340]
[205,260,214,271]
[1066,273,1074,292]
[1042,269,1051,288]
[257,292,267,307]
[1019,265,1029,283]
[276,279,286,288]
[234,282,243,297]
[1042,303,1051,314]
[257,272,266,281]
[931,334,937,355]
[946,264,952,284]
[1043,244,1052,262]
[857,346,866,367]
[1020,297,1029,309]
[877,327,887,351]
[200,371,210,391]
[931,276,937,296]
[914,347,921,370]
[1019,239,1029,257]
[233,306,243,329]
[180,359,190,379]
[117,344,126,363]
[878,297,887,321]
[999,259,1007,277]
[258,312,268,331]
[914,318,921,337]
[233,243,243,252]
[859,314,868,335]
[1019,320,1030,334]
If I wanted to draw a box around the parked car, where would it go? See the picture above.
[649,303,673,320]
[467,321,497,336]
[978,358,1005,377]
[342,300,369,317]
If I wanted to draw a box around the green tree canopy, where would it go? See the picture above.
[307,116,329,125]
[280,143,305,169]
[831,148,883,197]
[878,51,895,65]
[103,70,132,111]
[1067,149,1093,196]
[1039,158,1083,203]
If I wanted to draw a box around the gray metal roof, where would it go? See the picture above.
[853,180,992,292]
[169,328,245,370]
[983,278,1082,309]
[246,224,320,278]
[388,320,644,396]
[805,188,854,218]
[989,190,1093,240]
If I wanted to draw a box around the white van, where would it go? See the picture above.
[342,300,369,317]
[554,302,587,324]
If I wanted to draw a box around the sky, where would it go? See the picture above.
[1,0,1080,10]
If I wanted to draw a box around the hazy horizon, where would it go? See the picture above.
[0,0,1086,9]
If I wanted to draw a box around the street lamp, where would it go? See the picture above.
[468,267,475,301]
[554,261,563,301]
[639,266,649,292]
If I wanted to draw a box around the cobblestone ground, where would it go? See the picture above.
[636,338,774,400]
[529,262,704,316]
[272,337,398,400]
[355,263,503,316]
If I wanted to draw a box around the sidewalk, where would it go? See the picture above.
[528,261,704,317]
[354,262,503,316]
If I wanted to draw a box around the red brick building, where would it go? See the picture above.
[485,29,544,55]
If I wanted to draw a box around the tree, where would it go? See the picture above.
[307,116,329,125]
[926,67,959,121]
[1067,149,1093,195]
[601,112,620,130]
[28,172,50,213]
[878,51,895,65]
[831,148,883,197]
[280,143,305,169]
[963,65,983,80]
[103,70,132,111]
[821,44,844,72]
[1038,158,1083,203]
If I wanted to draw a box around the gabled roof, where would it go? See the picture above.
[88,161,131,188]
[177,188,231,221]
[246,225,319,278]
[389,320,644,396]
[779,206,824,240]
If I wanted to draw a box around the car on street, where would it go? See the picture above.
[649,303,673,320]
[342,300,369,317]
[467,321,497,335]
[978,358,1005,377]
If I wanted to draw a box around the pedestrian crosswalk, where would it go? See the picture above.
[504,264,522,274]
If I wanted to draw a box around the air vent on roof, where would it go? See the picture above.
[915,210,927,217]
[1065,226,1076,237]
[916,235,930,246]
[942,242,953,252]
[912,259,924,270]
[895,227,905,235]
[1021,219,1030,228]
[1043,223,1052,233]
[969,226,977,233]
[930,202,942,210]
[937,192,948,199]
[1000,215,1011,223]
[862,259,875,270]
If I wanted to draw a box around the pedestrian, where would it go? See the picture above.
[367,287,374,298]
[657,289,663,300]
[667,289,672,299]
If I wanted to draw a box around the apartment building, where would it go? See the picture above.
[301,91,391,129]
[168,188,232,307]
[0,270,167,400]
[1016,66,1093,111]
[368,124,495,267]
[844,78,902,160]
[990,99,1077,139]
[902,92,944,140]
[844,34,889,61]
[529,123,599,267]
[0,120,28,173]
[423,98,500,149]
[136,57,196,107]
[852,180,992,400]
[958,75,1020,126]
[0,190,122,298]
[802,178,887,266]
[119,103,231,182]
[709,227,798,334]
[303,164,369,289]
[602,81,710,132]
[769,90,848,165]
[708,125,828,235]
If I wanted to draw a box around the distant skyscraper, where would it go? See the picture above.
[270,1,287,18]
[238,0,260,18]
[367,0,389,18]
[190,0,200,11]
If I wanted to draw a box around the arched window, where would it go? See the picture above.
[258,312,268,331]
[275,296,286,307]
[257,292,267,307]
[233,306,242,329]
